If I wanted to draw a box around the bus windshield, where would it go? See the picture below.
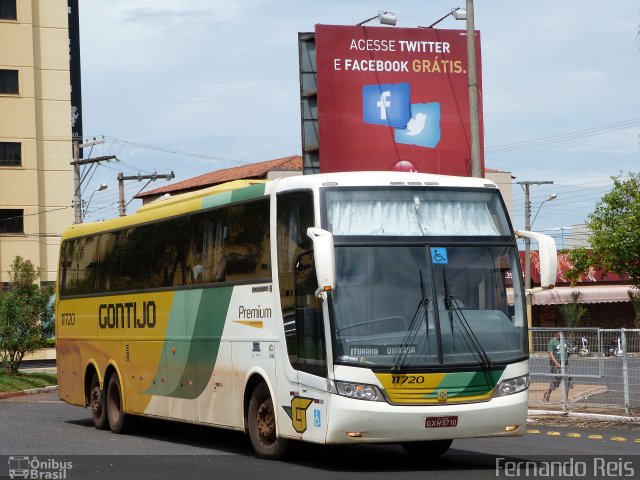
[324,187,511,237]
[330,245,526,368]
[322,186,525,369]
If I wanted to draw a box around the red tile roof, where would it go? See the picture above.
[136,155,302,198]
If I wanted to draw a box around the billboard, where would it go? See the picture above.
[315,24,483,176]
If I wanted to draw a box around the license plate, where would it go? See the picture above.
[425,416,458,428]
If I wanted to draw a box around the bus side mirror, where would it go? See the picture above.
[307,227,336,295]
[515,230,558,290]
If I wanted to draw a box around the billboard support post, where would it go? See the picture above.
[466,0,482,178]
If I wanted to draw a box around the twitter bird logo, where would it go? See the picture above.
[404,113,427,136]
[395,103,441,148]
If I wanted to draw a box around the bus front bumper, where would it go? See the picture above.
[325,391,528,444]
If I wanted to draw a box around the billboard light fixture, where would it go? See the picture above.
[421,7,466,29]
[356,11,397,26]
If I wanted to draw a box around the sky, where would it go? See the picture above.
[77,0,640,247]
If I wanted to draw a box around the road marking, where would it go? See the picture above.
[610,437,626,442]
[566,433,581,438]
[527,429,541,434]
[546,431,561,436]
[588,435,603,440]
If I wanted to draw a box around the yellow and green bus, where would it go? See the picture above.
[56,171,556,459]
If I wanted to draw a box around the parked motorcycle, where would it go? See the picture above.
[566,337,590,357]
[577,336,590,357]
[604,337,623,357]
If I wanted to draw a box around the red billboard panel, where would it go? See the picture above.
[316,24,483,176]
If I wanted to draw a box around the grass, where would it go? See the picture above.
[0,371,57,393]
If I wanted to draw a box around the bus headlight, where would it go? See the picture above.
[333,381,385,401]
[493,374,529,397]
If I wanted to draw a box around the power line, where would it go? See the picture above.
[0,206,72,225]
[103,136,247,166]
[486,117,640,154]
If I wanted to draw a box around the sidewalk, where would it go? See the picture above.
[529,381,607,405]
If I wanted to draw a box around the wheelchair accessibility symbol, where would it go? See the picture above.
[430,247,448,265]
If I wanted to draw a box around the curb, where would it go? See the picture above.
[0,385,58,400]
[528,408,640,423]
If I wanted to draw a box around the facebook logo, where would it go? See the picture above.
[362,83,411,129]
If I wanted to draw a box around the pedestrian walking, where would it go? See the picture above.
[543,330,572,402]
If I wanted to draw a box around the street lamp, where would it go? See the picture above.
[531,194,557,228]
[356,11,397,26]
[423,7,466,28]
[82,182,108,222]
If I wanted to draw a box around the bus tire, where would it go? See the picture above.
[247,383,288,459]
[106,374,129,434]
[89,372,108,430]
[402,439,453,458]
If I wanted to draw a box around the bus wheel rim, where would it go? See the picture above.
[256,400,275,446]
[90,386,102,415]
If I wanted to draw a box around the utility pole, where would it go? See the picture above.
[466,0,482,178]
[517,180,553,343]
[118,172,175,216]
[71,137,116,223]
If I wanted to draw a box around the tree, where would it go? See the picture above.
[569,172,640,285]
[0,257,53,374]
[567,172,640,313]
[629,291,640,329]
[557,291,587,329]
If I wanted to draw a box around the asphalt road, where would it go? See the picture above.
[0,392,639,480]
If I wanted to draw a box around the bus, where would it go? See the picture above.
[56,171,557,459]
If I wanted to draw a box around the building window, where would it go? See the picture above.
[0,142,21,166]
[0,70,19,94]
[0,0,17,20]
[0,209,24,233]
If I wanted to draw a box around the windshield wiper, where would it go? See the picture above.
[392,270,430,372]
[447,297,492,369]
[442,272,492,369]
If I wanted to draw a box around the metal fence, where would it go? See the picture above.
[529,328,640,415]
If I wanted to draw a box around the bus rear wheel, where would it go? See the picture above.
[247,383,288,459]
[402,439,453,458]
[106,374,129,434]
[89,372,108,430]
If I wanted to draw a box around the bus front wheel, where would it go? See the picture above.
[402,439,453,458]
[89,372,108,430]
[106,374,129,434]
[247,383,288,459]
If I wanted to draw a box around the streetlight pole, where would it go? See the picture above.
[82,183,108,222]
[518,180,553,346]
[465,0,482,178]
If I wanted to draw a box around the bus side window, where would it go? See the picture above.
[276,190,314,370]
[97,231,122,293]
[60,239,75,296]
[186,213,205,285]
[120,225,154,290]
[294,251,327,378]
[75,236,100,295]
[151,219,188,288]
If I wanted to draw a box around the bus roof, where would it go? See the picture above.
[62,179,267,240]
[62,172,499,241]
[273,171,498,192]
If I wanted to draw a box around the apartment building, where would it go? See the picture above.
[0,0,73,285]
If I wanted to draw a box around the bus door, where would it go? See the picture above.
[289,251,329,442]
[276,191,328,442]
